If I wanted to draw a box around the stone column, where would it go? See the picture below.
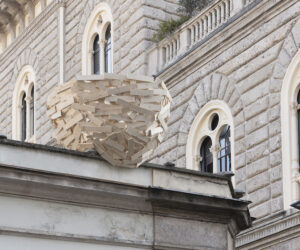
[210,144,220,173]
[100,39,106,74]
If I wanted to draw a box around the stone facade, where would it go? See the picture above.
[1,0,300,249]
[150,0,300,220]
[0,0,179,144]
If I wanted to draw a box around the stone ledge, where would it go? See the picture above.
[236,210,300,248]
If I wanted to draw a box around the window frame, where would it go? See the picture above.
[186,100,234,175]
[82,3,113,75]
[281,49,300,210]
[12,66,36,142]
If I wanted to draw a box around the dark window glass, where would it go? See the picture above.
[211,114,219,130]
[21,93,26,141]
[200,137,213,173]
[218,125,231,172]
[105,24,112,73]
[297,90,300,169]
[93,34,100,74]
[30,87,34,137]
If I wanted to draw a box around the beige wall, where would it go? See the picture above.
[0,0,179,144]
[150,0,300,220]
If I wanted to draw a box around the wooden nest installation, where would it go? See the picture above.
[47,74,172,168]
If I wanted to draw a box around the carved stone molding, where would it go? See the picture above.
[236,211,300,248]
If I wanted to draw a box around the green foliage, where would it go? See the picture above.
[152,16,189,42]
[178,0,214,17]
[152,0,213,42]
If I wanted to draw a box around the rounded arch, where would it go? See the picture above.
[186,100,234,172]
[176,73,244,172]
[281,49,300,210]
[12,65,36,141]
[81,1,113,75]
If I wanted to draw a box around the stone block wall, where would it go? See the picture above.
[150,0,300,219]
[64,0,180,82]
[0,3,59,144]
[0,0,180,144]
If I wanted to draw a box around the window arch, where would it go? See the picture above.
[186,100,234,174]
[281,49,300,209]
[82,3,113,75]
[12,66,36,142]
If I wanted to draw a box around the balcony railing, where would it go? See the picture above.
[147,0,256,75]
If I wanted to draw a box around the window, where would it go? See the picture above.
[12,66,36,142]
[21,93,27,142]
[200,137,213,173]
[82,3,113,75]
[105,24,112,73]
[281,50,300,209]
[218,125,231,172]
[186,100,234,174]
[30,86,34,138]
[93,35,100,74]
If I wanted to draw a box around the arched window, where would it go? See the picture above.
[218,125,231,172]
[186,100,234,174]
[82,3,113,75]
[93,35,100,74]
[30,86,34,138]
[105,24,112,73]
[21,93,27,142]
[200,137,213,173]
[12,66,36,142]
[281,50,300,209]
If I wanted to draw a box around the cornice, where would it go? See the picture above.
[236,211,300,247]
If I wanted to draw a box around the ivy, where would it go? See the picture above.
[178,0,214,17]
[153,0,213,42]
[152,16,189,42]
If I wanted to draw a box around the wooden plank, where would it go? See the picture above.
[141,96,162,103]
[65,113,83,129]
[47,96,60,107]
[107,85,132,95]
[56,129,72,141]
[126,128,150,143]
[87,114,104,126]
[150,127,163,136]
[117,99,154,116]
[105,96,135,103]
[104,138,125,152]
[51,111,62,120]
[72,103,96,112]
[63,134,75,147]
[140,103,161,112]
[130,89,154,96]
[81,125,112,133]
[131,139,157,161]
[56,97,74,111]
[46,106,56,117]
[127,74,153,83]
[136,82,158,90]
[158,114,168,131]
[159,80,173,102]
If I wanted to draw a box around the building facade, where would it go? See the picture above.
[0,0,300,249]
